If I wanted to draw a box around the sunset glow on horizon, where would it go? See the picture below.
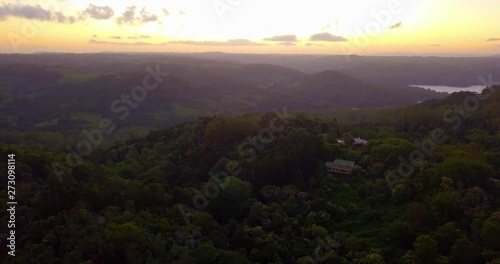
[1,0,499,55]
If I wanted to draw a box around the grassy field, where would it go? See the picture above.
[52,67,101,83]
[73,112,103,127]
[0,86,12,106]
[35,118,60,128]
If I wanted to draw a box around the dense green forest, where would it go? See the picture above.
[1,85,500,263]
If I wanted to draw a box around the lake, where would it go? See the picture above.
[411,85,487,94]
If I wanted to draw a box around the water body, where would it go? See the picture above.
[411,85,487,94]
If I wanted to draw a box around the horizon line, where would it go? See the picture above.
[0,51,498,58]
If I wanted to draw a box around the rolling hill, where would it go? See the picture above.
[0,58,445,131]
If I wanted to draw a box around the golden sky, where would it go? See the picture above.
[0,0,499,55]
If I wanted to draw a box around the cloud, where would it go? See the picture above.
[117,6,136,24]
[263,34,297,42]
[117,6,159,24]
[306,43,325,47]
[127,35,151,39]
[0,4,51,21]
[55,12,75,23]
[83,4,114,19]
[179,10,186,15]
[309,32,347,42]
[306,43,324,47]
[278,41,296,46]
[162,9,170,16]
[109,36,122,39]
[0,3,76,23]
[169,39,266,46]
[429,44,441,47]
[89,39,164,46]
[389,22,402,29]
[140,7,157,22]
[487,38,500,42]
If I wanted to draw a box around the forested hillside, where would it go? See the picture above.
[182,53,500,86]
[1,86,499,263]
[0,57,447,135]
[4,53,499,87]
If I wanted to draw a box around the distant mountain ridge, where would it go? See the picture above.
[186,53,500,86]
[2,53,499,86]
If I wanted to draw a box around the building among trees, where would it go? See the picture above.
[354,137,368,146]
[325,159,356,175]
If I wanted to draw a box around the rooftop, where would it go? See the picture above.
[354,137,368,145]
[325,159,355,168]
